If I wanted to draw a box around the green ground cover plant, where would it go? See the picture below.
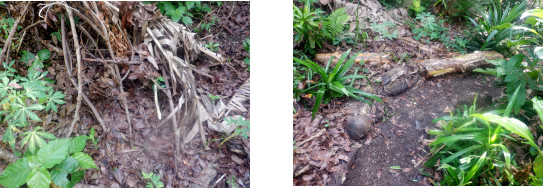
[407,11,468,53]
[294,0,351,55]
[218,116,250,147]
[427,93,543,185]
[371,21,399,40]
[142,171,164,188]
[204,41,220,52]
[0,50,97,188]
[467,1,527,54]
[243,38,250,71]
[293,49,382,118]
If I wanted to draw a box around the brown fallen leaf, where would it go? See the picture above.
[377,169,382,179]
[319,0,331,4]
[302,173,315,181]
[402,168,412,173]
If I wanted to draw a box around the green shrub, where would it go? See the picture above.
[408,0,426,16]
[321,8,350,41]
[293,49,382,118]
[149,1,221,26]
[427,93,543,185]
[142,171,164,188]
[204,41,220,52]
[0,50,96,188]
[294,1,350,55]
[371,21,399,40]
[412,12,448,43]
[474,54,543,115]
[0,136,97,188]
[467,1,526,54]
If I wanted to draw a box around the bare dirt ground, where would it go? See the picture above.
[344,73,503,185]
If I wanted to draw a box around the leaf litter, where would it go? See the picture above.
[0,2,249,187]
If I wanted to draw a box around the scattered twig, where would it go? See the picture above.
[214,2,236,37]
[0,2,30,63]
[294,165,312,177]
[61,13,106,132]
[82,57,142,65]
[211,174,227,188]
[19,20,45,34]
[64,4,83,138]
[296,128,326,147]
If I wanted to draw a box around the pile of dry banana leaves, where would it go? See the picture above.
[0,1,249,186]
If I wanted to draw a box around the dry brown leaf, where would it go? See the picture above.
[402,168,412,173]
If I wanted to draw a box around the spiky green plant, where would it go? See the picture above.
[293,49,382,118]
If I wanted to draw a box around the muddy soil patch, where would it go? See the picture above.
[344,73,503,185]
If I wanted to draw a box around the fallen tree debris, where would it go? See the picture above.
[421,51,504,78]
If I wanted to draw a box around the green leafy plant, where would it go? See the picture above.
[218,116,249,147]
[408,0,426,16]
[474,54,542,115]
[20,49,51,71]
[208,94,220,104]
[294,1,350,55]
[227,175,238,188]
[194,16,217,34]
[0,137,97,188]
[0,17,17,39]
[427,91,543,185]
[158,1,194,25]
[0,52,63,151]
[88,127,97,148]
[467,1,527,53]
[321,8,350,41]
[142,171,164,188]
[151,1,218,26]
[293,49,382,118]
[243,38,250,71]
[205,41,220,52]
[293,0,324,54]
[371,21,399,40]
[412,12,448,43]
[426,95,514,185]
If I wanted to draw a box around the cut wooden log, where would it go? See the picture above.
[420,51,504,78]
[315,52,392,65]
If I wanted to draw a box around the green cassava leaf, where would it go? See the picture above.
[44,90,65,112]
[72,152,97,169]
[38,139,69,169]
[0,158,31,188]
[22,126,55,154]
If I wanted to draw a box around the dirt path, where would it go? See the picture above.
[344,73,503,185]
